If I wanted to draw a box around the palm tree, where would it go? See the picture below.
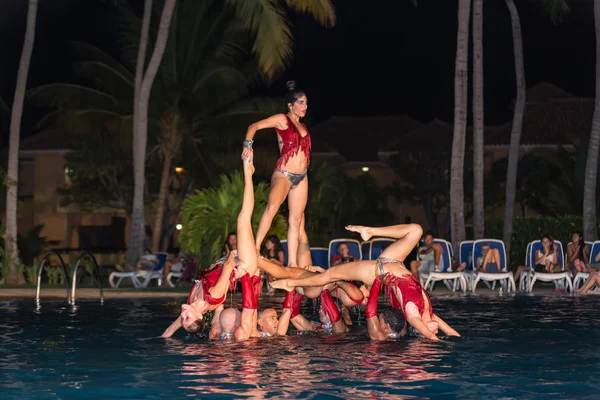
[472,0,484,240]
[450,0,471,252]
[5,0,38,284]
[583,0,600,241]
[503,0,569,262]
[502,0,525,264]
[129,0,177,268]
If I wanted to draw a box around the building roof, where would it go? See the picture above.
[525,82,574,105]
[20,129,71,152]
[310,115,423,162]
[487,98,594,147]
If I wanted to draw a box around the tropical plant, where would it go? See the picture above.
[178,170,286,268]
[450,0,471,253]
[5,0,38,284]
[0,97,8,114]
[584,0,600,241]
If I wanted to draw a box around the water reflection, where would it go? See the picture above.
[2,295,600,399]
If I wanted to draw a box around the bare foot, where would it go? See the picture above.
[455,262,466,272]
[270,279,294,292]
[345,225,373,242]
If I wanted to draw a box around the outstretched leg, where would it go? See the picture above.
[254,172,291,253]
[346,223,422,263]
[270,260,376,292]
[238,160,258,277]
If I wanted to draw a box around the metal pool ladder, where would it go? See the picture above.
[71,251,104,304]
[36,251,71,304]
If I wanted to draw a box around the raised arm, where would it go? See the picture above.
[242,114,287,160]
[365,278,386,340]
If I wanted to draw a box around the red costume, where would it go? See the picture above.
[274,114,311,170]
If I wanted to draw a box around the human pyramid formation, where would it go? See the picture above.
[161,81,461,342]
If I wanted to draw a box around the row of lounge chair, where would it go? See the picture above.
[108,237,596,293]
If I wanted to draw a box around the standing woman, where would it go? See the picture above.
[241,81,311,267]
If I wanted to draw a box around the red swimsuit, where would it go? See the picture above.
[386,274,434,319]
[274,114,311,170]
[187,263,237,306]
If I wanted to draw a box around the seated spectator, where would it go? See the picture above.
[137,249,160,271]
[514,233,559,283]
[410,231,444,279]
[261,235,284,295]
[567,231,590,276]
[331,242,357,266]
[576,270,600,295]
[222,232,237,257]
[476,244,501,273]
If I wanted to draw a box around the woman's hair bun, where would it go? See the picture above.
[286,80,296,91]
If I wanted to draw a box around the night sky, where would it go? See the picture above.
[0,0,596,144]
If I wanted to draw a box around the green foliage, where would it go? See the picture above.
[59,129,135,213]
[491,139,600,216]
[179,170,286,267]
[305,158,392,237]
[17,225,46,266]
[485,215,588,270]
[0,96,8,114]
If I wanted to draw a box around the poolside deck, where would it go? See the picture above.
[0,286,561,301]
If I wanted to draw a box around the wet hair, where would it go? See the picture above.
[379,307,406,333]
[186,318,206,334]
[284,80,305,109]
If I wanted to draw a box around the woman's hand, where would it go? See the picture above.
[242,147,253,162]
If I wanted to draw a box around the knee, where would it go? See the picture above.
[409,224,423,238]
[288,213,302,227]
[265,203,279,215]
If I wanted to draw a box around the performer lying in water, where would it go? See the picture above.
[161,251,244,338]
[271,224,461,341]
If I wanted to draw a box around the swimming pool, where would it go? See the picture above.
[1,294,599,399]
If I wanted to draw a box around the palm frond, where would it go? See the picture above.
[0,96,9,114]
[73,61,134,106]
[226,0,293,79]
[286,0,336,26]
[63,110,129,134]
[71,41,134,81]
[27,83,120,111]
[537,0,570,24]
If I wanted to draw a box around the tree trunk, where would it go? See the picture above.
[450,0,471,254]
[503,0,526,265]
[583,0,600,241]
[472,0,485,240]
[5,0,38,284]
[126,0,177,267]
[151,153,173,252]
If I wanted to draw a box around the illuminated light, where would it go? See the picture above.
[362,167,369,172]
[176,224,183,230]
[175,167,184,173]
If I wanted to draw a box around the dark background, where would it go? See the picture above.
[0,0,595,144]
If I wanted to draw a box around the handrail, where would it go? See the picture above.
[36,251,71,304]
[71,251,104,304]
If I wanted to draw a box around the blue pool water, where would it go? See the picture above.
[1,293,600,399]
